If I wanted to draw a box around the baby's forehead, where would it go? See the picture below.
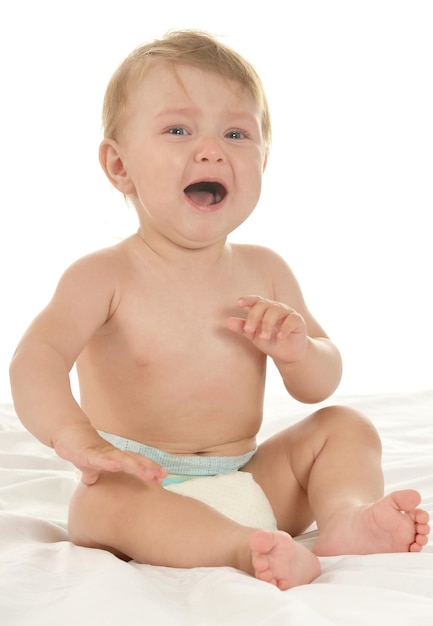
[122,61,258,122]
[130,58,253,100]
[125,62,259,126]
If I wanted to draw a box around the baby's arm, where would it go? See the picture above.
[9,251,166,485]
[53,421,167,486]
[226,250,342,403]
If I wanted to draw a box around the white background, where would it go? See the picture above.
[0,0,432,402]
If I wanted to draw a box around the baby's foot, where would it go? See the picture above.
[250,530,320,590]
[313,489,430,556]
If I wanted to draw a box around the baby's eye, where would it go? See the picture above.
[168,127,189,136]
[225,130,246,140]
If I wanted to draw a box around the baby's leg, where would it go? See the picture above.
[313,489,430,556]
[304,407,430,555]
[68,471,320,589]
[244,405,430,556]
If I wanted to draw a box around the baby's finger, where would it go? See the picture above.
[86,447,167,483]
[236,295,262,309]
[238,298,270,334]
[121,450,168,483]
[80,467,103,486]
[258,306,291,340]
[277,311,305,338]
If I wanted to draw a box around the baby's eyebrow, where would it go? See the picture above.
[155,107,259,124]
[154,106,197,119]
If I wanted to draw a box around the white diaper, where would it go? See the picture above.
[166,471,277,530]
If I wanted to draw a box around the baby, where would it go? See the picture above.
[9,30,429,590]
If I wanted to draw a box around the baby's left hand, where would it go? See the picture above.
[226,295,307,364]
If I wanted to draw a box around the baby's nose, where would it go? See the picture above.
[194,137,225,163]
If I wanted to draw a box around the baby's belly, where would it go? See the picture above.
[80,357,265,456]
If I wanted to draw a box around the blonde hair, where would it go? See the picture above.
[102,30,271,153]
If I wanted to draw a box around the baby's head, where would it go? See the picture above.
[102,30,271,155]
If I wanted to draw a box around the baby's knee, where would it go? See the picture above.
[68,480,98,548]
[68,472,155,554]
[315,404,382,449]
[68,478,111,548]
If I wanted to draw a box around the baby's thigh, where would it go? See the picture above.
[68,471,160,559]
[242,425,315,535]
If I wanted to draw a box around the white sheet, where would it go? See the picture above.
[1,391,432,625]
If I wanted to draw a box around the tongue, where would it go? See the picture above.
[186,190,216,206]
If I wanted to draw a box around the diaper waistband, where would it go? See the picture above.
[98,430,256,477]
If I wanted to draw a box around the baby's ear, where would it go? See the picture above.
[99,139,135,194]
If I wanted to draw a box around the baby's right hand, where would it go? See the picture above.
[52,423,168,486]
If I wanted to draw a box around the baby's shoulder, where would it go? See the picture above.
[55,240,134,292]
[230,243,300,297]
[67,238,134,271]
[231,243,290,270]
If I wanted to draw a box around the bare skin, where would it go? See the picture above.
[313,490,430,556]
[250,531,321,589]
[10,56,430,591]
[248,491,430,590]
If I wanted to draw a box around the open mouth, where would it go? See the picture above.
[184,181,227,206]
